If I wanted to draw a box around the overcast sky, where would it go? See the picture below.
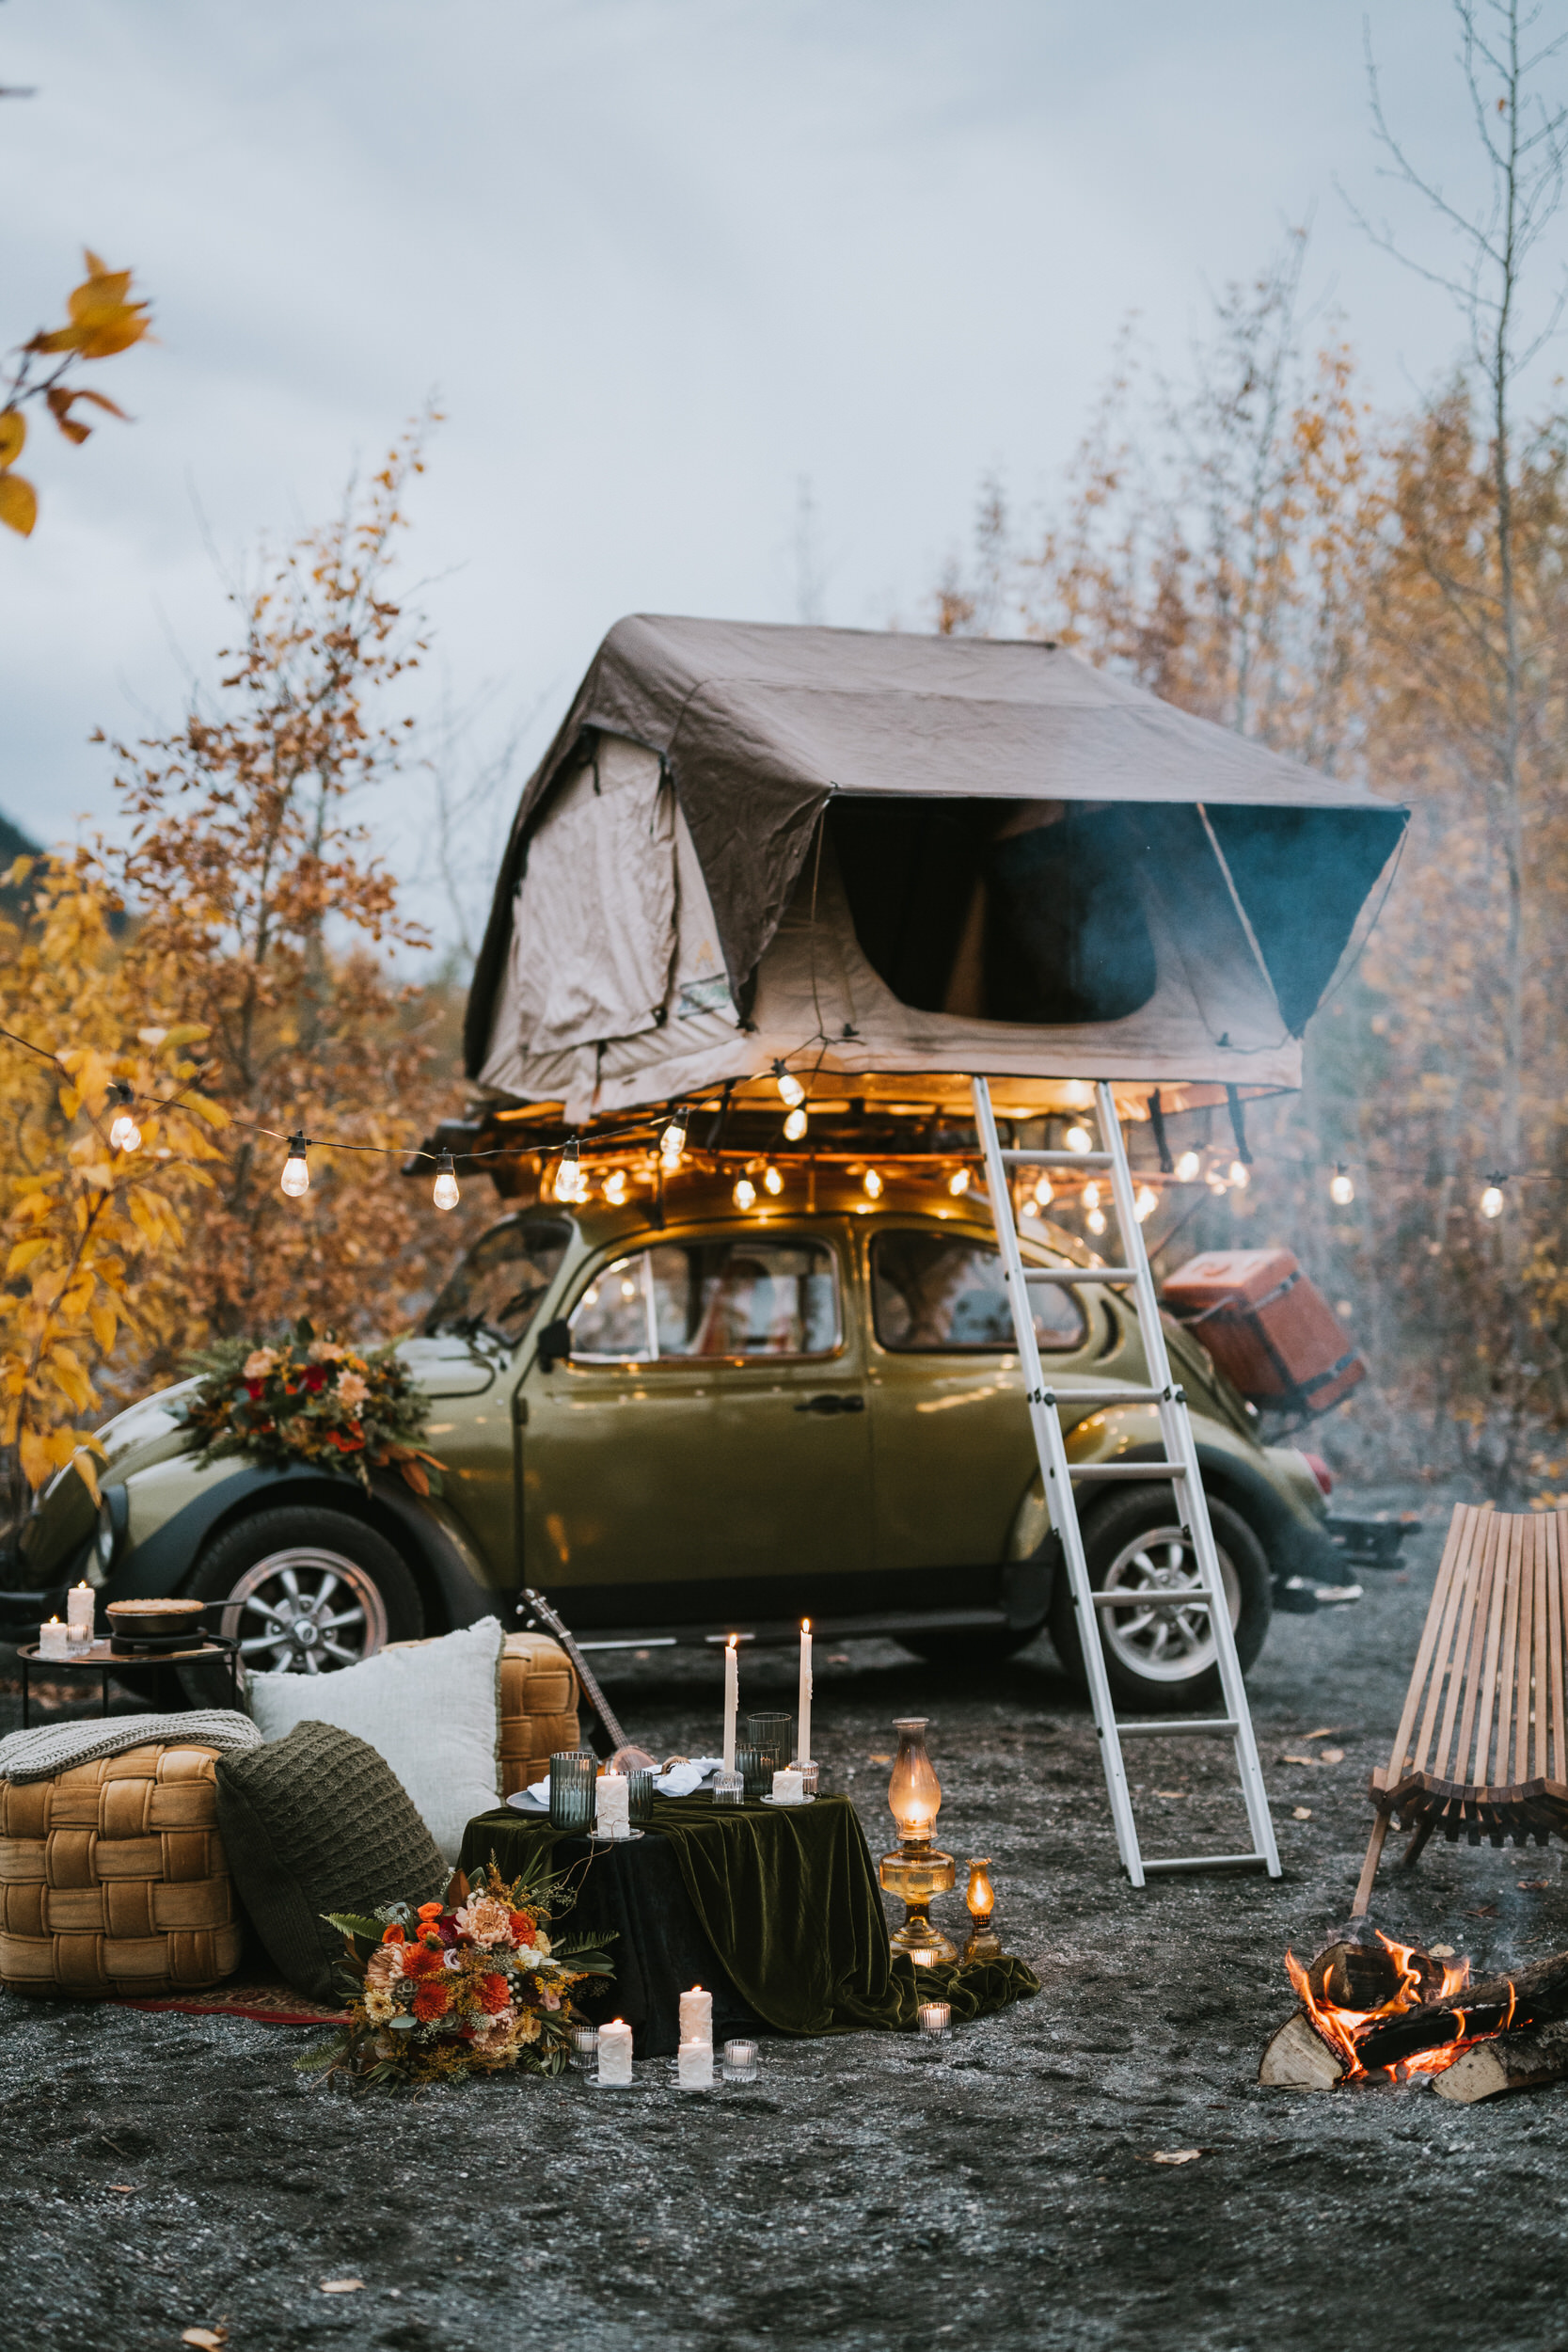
[3,1,1560,947]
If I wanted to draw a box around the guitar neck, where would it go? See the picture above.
[522,1590,628,1754]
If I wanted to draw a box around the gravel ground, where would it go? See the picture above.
[6,1485,1568,2352]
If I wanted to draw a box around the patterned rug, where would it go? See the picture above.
[112,1979,350,2026]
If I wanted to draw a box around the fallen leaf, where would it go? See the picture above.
[1304,1726,1348,1740]
[1151,2148,1201,2165]
[1281,1754,1321,1768]
[1153,1788,1186,1798]
[1318,1748,1345,1765]
[1292,1806,1312,1820]
[1518,1878,1551,1891]
[1465,1904,1498,1918]
[1430,1943,1456,1959]
[868,1754,892,1765]
[320,2280,364,2295]
[108,2184,136,2193]
[181,2331,228,2351]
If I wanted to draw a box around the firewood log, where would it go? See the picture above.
[1432,2017,1568,2105]
[1258,2010,1345,2090]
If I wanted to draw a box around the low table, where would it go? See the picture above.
[458,1791,1038,2058]
[14,1637,243,1725]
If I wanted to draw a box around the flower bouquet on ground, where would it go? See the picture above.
[302,1852,616,2091]
[179,1315,446,1497]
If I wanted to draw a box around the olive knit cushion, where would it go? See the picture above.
[214,1720,445,2004]
[0,1743,241,1998]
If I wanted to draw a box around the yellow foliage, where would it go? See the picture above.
[3,250,151,537]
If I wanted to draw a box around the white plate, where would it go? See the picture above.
[758,1793,816,1806]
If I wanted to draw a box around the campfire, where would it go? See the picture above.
[1261,1933,1568,2103]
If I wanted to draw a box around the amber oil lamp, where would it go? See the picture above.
[962,1857,1002,1963]
[878,1718,958,1963]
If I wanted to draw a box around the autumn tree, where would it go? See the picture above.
[1,248,151,536]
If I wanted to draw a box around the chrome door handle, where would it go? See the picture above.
[794,1393,866,1416]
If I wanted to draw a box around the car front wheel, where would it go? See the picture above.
[189,1504,424,1677]
[1047,1487,1272,1711]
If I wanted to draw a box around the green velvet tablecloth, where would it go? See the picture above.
[458,1792,1038,2039]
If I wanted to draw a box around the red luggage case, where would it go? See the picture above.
[1162,1248,1366,1419]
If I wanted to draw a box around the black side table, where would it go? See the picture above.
[15,1636,244,1726]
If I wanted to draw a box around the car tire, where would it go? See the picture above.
[186,1504,425,1683]
[1047,1487,1272,1712]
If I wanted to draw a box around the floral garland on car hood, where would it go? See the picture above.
[300,1852,616,2090]
[179,1317,446,1497]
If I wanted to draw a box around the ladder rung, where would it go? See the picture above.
[1117,1718,1239,1737]
[1023,1266,1134,1284]
[1069,1460,1187,1481]
[1044,1385,1171,1406]
[1091,1587,1214,1611]
[999,1150,1113,1168]
[1139,1853,1273,1875]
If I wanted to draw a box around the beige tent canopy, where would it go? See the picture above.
[465,616,1406,1124]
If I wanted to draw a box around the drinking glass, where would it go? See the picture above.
[626,1767,656,1825]
[548,1750,596,1833]
[746,1712,794,1780]
[736,1743,769,1799]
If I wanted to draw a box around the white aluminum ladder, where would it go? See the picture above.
[972,1076,1281,1887]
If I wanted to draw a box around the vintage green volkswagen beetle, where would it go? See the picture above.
[14,1166,1338,1708]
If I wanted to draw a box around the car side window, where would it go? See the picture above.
[870,1232,1087,1354]
[570,1239,842,1362]
[425,1215,572,1343]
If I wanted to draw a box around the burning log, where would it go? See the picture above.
[1259,2011,1345,2090]
[1432,2017,1568,2105]
[1260,1934,1568,2093]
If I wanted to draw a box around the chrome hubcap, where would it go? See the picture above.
[1098,1525,1242,1683]
[218,1547,388,1675]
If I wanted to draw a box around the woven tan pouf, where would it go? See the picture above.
[499,1632,579,1798]
[0,1742,242,1998]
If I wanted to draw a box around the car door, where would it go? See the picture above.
[863,1223,1100,1587]
[520,1224,873,1626]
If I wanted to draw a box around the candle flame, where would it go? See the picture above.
[802,1617,810,1632]
[727,1633,737,1651]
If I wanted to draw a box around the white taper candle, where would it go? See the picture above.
[798,1618,813,1765]
[722,1636,738,1772]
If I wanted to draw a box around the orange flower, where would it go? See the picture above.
[404,1945,444,1979]
[412,1979,451,2022]
[381,1923,406,1945]
[417,1901,444,1921]
[509,1911,536,1945]
[477,1973,511,2015]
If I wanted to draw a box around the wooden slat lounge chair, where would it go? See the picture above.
[1353,1502,1568,1915]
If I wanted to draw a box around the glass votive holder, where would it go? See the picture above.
[549,1750,597,1833]
[626,1767,656,1825]
[721,2038,759,2083]
[711,1768,744,1806]
[787,1758,819,1798]
[916,2001,952,2043]
[736,1743,769,1799]
[570,2026,599,2073]
[746,1712,793,1777]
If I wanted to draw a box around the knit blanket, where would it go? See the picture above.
[0,1709,262,1784]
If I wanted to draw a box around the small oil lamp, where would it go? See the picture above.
[962,1857,1002,1963]
[877,1718,958,1963]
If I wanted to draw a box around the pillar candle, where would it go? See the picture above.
[597,2019,633,2085]
[595,1772,630,1839]
[678,1984,712,2048]
[771,1768,804,1805]
[38,1618,70,1661]
[67,1583,95,1645]
[722,1637,738,1772]
[677,2038,711,2089]
[798,1619,812,1766]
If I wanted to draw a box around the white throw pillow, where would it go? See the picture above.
[248,1616,503,1864]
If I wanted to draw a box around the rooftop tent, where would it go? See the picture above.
[465,616,1406,1123]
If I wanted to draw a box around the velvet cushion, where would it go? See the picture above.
[214,1720,445,2003]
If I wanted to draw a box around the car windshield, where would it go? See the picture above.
[871,1232,1087,1352]
[425,1216,572,1343]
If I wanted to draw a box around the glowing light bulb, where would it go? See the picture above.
[1175,1151,1201,1184]
[1066,1124,1092,1154]
[659,1109,688,1167]
[948,1168,971,1197]
[1135,1185,1158,1222]
[603,1168,627,1204]
[1033,1175,1053,1209]
[619,1277,638,1301]
[763,1165,783,1195]
[734,1177,757,1210]
[863,1168,883,1199]
[1021,1197,1040,1219]
[783,1106,808,1142]
[432,1151,460,1212]
[553,1139,584,1203]
[774,1063,805,1109]
[280,1134,310,1199]
[109,1111,142,1155]
[1083,1182,1100,1210]
[1329,1167,1354,1207]
[1481,1184,1505,1219]
[1228,1160,1249,1190]
[1063,1081,1092,1109]
[1086,1206,1107,1235]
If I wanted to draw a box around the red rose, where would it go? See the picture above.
[245,1378,264,1401]
[304,1364,328,1393]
